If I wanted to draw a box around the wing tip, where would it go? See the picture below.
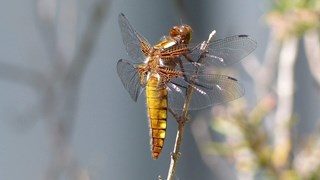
[238,34,248,38]
[239,34,258,48]
[227,76,238,82]
[116,59,124,74]
[238,34,257,43]
[119,12,125,18]
[118,13,128,26]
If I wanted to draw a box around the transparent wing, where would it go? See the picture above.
[117,59,144,101]
[189,35,257,66]
[118,13,151,63]
[167,74,244,110]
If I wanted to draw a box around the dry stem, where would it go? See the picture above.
[166,31,216,180]
[166,88,193,180]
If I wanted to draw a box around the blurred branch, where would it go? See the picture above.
[242,31,281,99]
[272,37,298,169]
[255,32,281,98]
[191,116,236,180]
[59,0,109,122]
[0,61,45,88]
[46,1,109,179]
[241,54,261,80]
[66,0,109,86]
[34,0,64,71]
[303,29,320,86]
[56,0,77,63]
[33,1,110,180]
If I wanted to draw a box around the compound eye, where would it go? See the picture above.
[170,26,179,38]
[179,25,192,44]
[169,25,192,44]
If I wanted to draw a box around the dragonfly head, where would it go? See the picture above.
[170,24,192,44]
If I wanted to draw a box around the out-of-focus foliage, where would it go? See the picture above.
[273,0,320,11]
[205,99,320,179]
[267,0,320,39]
[192,0,320,179]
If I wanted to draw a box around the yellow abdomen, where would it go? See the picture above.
[146,74,167,159]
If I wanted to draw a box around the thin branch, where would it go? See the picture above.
[166,85,194,180]
[168,107,180,121]
[256,32,281,98]
[241,54,261,80]
[66,0,109,85]
[166,31,216,180]
[167,121,185,180]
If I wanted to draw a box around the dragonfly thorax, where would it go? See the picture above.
[145,55,160,68]
[145,48,161,59]
[153,36,177,50]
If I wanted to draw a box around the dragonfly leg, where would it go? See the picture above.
[168,106,179,121]
[168,107,186,125]
[177,114,191,125]
[182,53,194,63]
[170,151,181,160]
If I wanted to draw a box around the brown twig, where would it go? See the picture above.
[166,31,216,180]
[167,121,185,180]
[168,107,180,121]
[166,88,192,180]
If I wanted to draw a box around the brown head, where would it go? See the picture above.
[169,24,192,44]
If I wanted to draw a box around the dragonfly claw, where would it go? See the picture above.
[171,151,181,161]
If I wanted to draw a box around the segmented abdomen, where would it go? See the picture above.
[146,75,167,159]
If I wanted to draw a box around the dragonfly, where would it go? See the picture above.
[116,13,256,159]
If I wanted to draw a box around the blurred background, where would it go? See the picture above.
[1,0,320,179]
